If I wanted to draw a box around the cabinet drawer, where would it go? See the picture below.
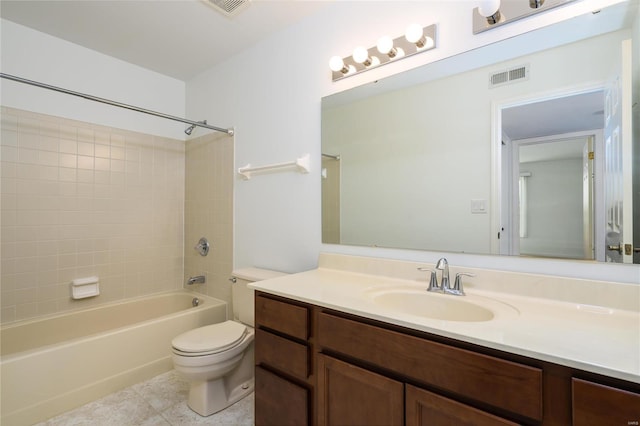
[255,366,308,426]
[572,378,640,425]
[255,294,309,340]
[318,312,542,421]
[255,328,309,379]
[406,384,518,426]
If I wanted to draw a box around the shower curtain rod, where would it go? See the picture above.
[0,73,234,136]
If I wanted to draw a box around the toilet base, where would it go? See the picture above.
[172,323,256,417]
[187,376,254,417]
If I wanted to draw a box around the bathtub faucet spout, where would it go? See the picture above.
[187,275,206,285]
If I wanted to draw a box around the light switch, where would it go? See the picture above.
[471,199,488,214]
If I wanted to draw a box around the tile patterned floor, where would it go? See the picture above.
[36,370,254,426]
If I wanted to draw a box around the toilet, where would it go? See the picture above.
[171,267,286,416]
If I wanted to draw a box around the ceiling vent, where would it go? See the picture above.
[202,0,251,17]
[489,64,529,88]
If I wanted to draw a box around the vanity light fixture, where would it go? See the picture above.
[329,23,437,82]
[472,0,576,34]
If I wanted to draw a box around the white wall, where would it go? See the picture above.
[187,0,638,283]
[1,19,186,140]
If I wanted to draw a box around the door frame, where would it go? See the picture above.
[490,83,605,255]
[505,130,604,259]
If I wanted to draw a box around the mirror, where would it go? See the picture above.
[321,2,639,263]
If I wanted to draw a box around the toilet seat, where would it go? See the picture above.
[172,320,248,357]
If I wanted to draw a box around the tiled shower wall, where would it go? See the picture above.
[184,133,233,312]
[0,107,185,324]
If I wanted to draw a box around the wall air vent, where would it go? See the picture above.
[202,0,251,17]
[489,64,529,88]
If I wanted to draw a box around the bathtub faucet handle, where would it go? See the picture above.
[194,237,209,256]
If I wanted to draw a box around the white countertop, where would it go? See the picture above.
[250,266,640,384]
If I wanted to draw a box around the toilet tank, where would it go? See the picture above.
[231,267,287,326]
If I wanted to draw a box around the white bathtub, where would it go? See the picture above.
[0,290,227,426]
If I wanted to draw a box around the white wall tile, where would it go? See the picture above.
[1,107,186,324]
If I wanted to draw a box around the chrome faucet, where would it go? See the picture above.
[435,257,450,292]
[418,258,475,296]
[186,275,205,285]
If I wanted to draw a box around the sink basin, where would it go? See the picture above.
[365,287,518,322]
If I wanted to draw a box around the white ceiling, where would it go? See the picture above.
[503,91,605,163]
[502,90,605,141]
[0,0,331,81]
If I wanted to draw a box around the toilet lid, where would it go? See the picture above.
[171,320,248,354]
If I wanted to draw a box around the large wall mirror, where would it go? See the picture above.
[321,1,639,264]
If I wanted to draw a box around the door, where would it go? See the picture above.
[572,378,640,425]
[316,354,404,426]
[255,367,308,426]
[604,39,634,263]
[406,384,518,426]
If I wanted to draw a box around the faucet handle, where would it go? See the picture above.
[448,272,475,296]
[428,270,441,292]
[417,267,441,292]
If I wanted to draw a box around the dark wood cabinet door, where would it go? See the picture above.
[255,366,308,426]
[318,312,542,421]
[317,354,404,426]
[572,378,640,425]
[406,384,519,426]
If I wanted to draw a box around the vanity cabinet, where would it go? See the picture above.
[317,311,533,425]
[254,292,640,425]
[254,293,313,426]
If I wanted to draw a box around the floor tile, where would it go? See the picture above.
[132,370,189,412]
[38,388,157,426]
[35,370,254,426]
[138,414,172,426]
[162,392,254,426]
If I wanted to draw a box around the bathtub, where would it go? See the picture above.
[1,290,227,426]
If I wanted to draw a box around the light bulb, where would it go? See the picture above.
[329,56,348,73]
[478,0,500,16]
[352,46,370,64]
[405,24,424,44]
[423,36,435,50]
[478,0,501,24]
[376,36,394,55]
